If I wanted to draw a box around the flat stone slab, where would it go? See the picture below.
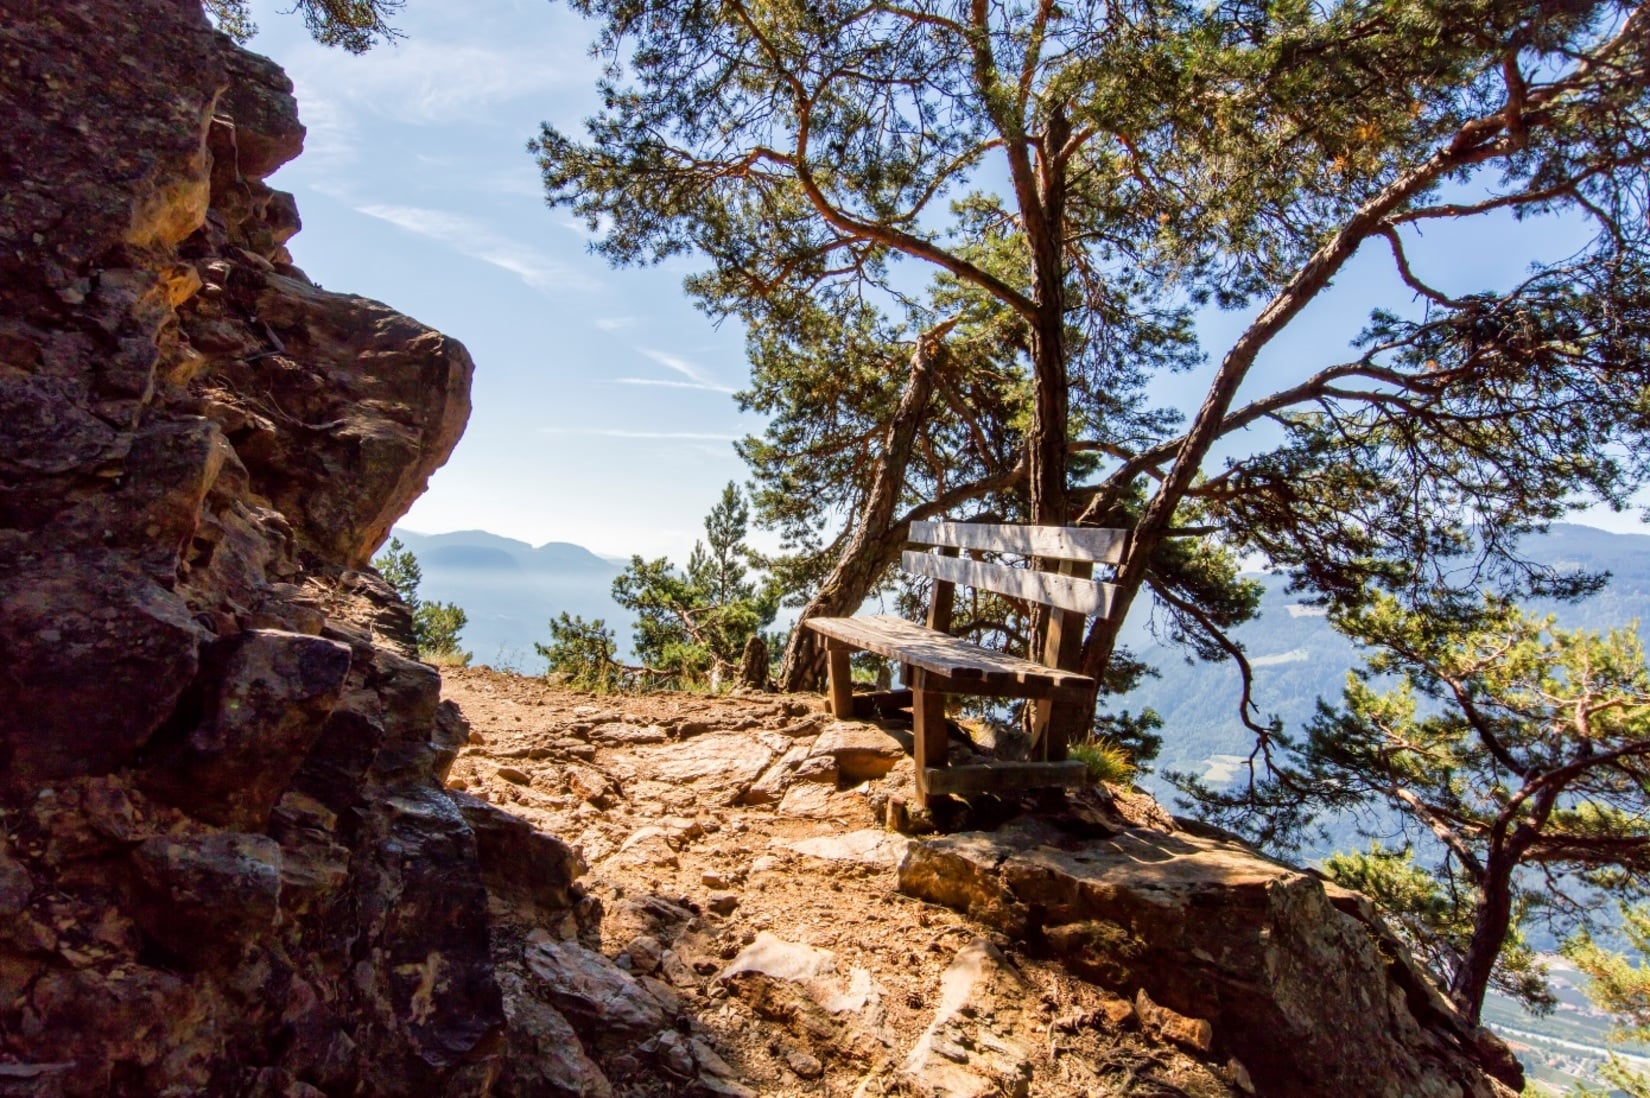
[605,731,778,804]
[775,783,866,821]
[588,722,669,746]
[718,932,880,1018]
[779,829,911,867]
[808,722,906,783]
[898,818,1516,1098]
[903,938,1036,1098]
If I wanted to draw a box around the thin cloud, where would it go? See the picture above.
[613,378,737,391]
[354,203,591,292]
[637,349,736,393]
[594,316,636,331]
[541,428,742,441]
[283,82,356,173]
[288,40,578,127]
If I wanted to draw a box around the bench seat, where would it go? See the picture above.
[807,615,1095,693]
[803,520,1127,806]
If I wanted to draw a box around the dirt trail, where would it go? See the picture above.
[440,666,1235,1097]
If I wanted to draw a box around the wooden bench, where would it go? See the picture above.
[804,520,1127,805]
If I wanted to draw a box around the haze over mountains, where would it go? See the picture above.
[397,522,1650,740]
[1123,522,1650,789]
[388,528,628,670]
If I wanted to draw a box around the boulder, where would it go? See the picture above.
[898,818,1521,1097]
[450,789,587,913]
[497,972,615,1098]
[808,721,907,783]
[142,630,352,828]
[524,936,671,1042]
[128,831,282,969]
[215,45,305,180]
[0,555,202,784]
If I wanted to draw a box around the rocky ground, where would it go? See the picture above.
[439,667,1519,1098]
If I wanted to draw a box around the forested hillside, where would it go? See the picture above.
[1126,523,1650,796]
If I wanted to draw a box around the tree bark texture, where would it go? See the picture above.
[1451,844,1520,1024]
[777,323,950,691]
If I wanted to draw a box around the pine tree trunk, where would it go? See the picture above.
[777,323,950,692]
[1451,846,1520,1025]
[1025,112,1070,529]
[1027,308,1069,527]
[738,633,769,691]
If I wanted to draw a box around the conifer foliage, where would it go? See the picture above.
[372,538,471,665]
[535,0,1650,738]
[1566,904,1650,1096]
[203,0,404,51]
[542,483,780,691]
[1184,597,1650,1023]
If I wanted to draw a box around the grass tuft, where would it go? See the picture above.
[1071,739,1135,786]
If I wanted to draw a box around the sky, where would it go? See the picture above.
[239,0,1648,564]
[245,0,759,561]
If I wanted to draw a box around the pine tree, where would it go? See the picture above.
[371,538,470,665]
[604,484,779,690]
[1182,597,1650,1023]
[536,613,628,692]
[536,0,1650,743]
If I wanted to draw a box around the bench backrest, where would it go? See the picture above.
[904,520,1126,619]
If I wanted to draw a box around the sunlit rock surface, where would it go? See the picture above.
[0,1,492,1091]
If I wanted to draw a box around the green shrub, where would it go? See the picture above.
[1071,740,1135,786]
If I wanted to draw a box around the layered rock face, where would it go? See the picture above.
[0,2,499,1092]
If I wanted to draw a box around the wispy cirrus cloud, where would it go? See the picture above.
[353,203,591,293]
[613,378,734,391]
[289,40,579,128]
[633,349,737,393]
[283,82,355,175]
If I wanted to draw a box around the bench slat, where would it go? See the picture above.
[903,551,1117,618]
[909,521,1128,564]
[922,760,1089,796]
[807,615,1095,689]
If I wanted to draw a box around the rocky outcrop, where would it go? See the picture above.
[0,1,492,1092]
[440,668,1522,1097]
[898,817,1523,1097]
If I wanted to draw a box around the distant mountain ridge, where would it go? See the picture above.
[387,528,627,671]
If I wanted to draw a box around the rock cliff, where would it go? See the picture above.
[1,1,492,1092]
[0,2,1525,1096]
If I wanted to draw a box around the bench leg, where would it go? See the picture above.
[911,670,947,807]
[825,641,854,718]
[1040,684,1096,762]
